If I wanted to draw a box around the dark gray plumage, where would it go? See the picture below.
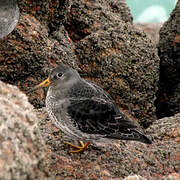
[43,64,152,145]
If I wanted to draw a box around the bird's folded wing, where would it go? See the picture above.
[66,97,137,135]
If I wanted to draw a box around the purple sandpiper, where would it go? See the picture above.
[28,64,152,153]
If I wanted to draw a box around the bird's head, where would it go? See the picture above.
[27,64,80,93]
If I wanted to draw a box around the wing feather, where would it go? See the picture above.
[67,97,137,135]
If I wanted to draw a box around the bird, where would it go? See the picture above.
[28,64,152,153]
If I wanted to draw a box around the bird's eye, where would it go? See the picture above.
[57,73,63,78]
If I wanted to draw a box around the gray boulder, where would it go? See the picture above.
[0,81,50,179]
[0,0,19,39]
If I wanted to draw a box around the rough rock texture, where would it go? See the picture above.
[0,0,159,127]
[18,0,71,31]
[0,0,76,107]
[64,0,159,127]
[0,14,49,82]
[125,174,180,180]
[64,0,133,42]
[37,108,180,180]
[156,0,180,118]
[0,81,50,179]
[0,0,179,179]
[75,21,159,127]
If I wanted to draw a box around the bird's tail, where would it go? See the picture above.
[106,129,152,144]
[131,129,152,144]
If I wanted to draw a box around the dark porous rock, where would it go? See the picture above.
[0,13,50,107]
[37,108,180,179]
[18,0,71,32]
[64,0,133,42]
[0,1,76,108]
[49,25,77,67]
[0,81,50,179]
[61,0,159,127]
[156,1,180,118]
[26,24,77,108]
[0,14,49,83]
[0,0,158,127]
[75,20,159,127]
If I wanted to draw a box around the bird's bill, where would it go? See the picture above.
[27,77,50,93]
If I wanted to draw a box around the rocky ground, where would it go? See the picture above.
[0,81,179,179]
[37,108,180,180]
[0,0,180,179]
